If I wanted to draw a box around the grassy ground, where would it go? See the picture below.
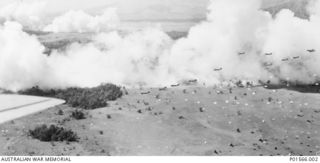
[0,85,319,156]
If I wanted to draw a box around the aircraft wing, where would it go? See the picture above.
[0,94,65,124]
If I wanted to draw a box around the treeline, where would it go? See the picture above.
[19,83,123,110]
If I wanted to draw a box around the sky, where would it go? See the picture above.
[0,0,209,20]
[0,0,289,21]
[0,0,109,12]
[0,0,290,21]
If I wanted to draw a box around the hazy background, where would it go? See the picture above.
[0,0,294,21]
[0,0,304,32]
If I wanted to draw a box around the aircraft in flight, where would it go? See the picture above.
[264,62,273,67]
[171,84,180,87]
[307,49,316,53]
[141,91,151,95]
[238,52,246,55]
[159,87,167,91]
[214,68,223,71]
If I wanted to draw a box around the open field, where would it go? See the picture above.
[0,85,319,156]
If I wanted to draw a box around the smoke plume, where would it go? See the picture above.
[1,0,320,91]
[43,8,119,33]
[0,1,47,29]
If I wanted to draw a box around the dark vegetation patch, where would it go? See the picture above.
[29,124,78,142]
[259,80,320,94]
[71,110,86,120]
[166,31,188,40]
[235,80,254,88]
[57,109,64,115]
[42,40,89,55]
[24,29,51,36]
[19,83,123,110]
[0,88,14,94]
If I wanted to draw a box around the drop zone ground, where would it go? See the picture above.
[0,85,319,156]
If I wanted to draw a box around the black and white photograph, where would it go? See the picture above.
[0,0,320,160]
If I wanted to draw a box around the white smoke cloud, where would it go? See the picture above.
[43,8,119,33]
[1,0,320,91]
[262,9,320,83]
[0,23,174,90]
[167,0,320,85]
[307,0,320,16]
[0,1,47,29]
[169,0,273,84]
[45,28,174,87]
[0,22,49,91]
